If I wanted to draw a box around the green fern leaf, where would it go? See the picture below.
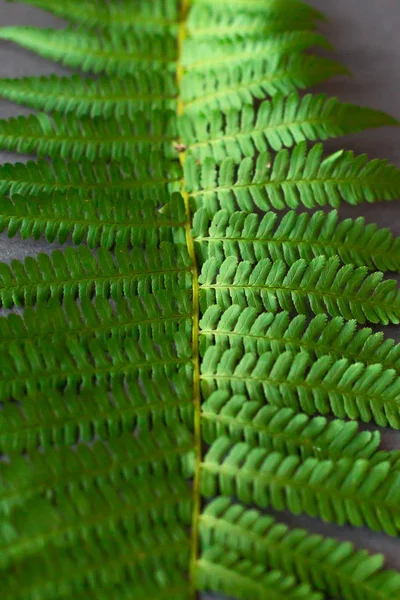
[193,208,400,271]
[182,31,331,73]
[202,391,382,460]
[0,27,177,75]
[201,345,400,428]
[0,110,178,160]
[1,0,400,598]
[0,242,191,309]
[0,191,186,248]
[197,547,321,600]
[0,429,194,566]
[187,143,400,213]
[199,305,400,374]
[6,543,190,600]
[202,437,400,534]
[0,321,192,399]
[0,373,194,454]
[199,255,400,324]
[181,55,348,114]
[192,0,323,15]
[7,0,180,33]
[0,427,194,513]
[200,497,400,600]
[0,72,177,117]
[0,154,181,199]
[0,288,191,345]
[180,93,398,162]
[188,0,324,34]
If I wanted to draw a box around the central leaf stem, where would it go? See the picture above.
[177,0,202,596]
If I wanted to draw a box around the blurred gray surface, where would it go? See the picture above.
[0,0,398,597]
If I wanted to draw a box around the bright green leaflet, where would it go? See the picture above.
[0,0,400,599]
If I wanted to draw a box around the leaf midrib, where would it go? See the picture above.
[202,460,399,510]
[200,371,400,411]
[187,112,346,151]
[201,408,346,460]
[0,265,189,295]
[200,281,399,312]
[0,443,193,505]
[189,175,396,197]
[200,513,387,599]
[194,232,398,263]
[199,327,400,371]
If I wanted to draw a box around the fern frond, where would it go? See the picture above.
[69,578,190,600]
[0,288,191,346]
[186,143,400,213]
[193,208,400,271]
[200,498,400,600]
[199,255,400,325]
[181,93,398,162]
[8,0,180,33]
[181,55,347,114]
[2,0,400,596]
[0,242,191,309]
[0,191,186,249]
[0,427,194,513]
[0,319,192,399]
[0,371,194,453]
[182,32,331,73]
[202,438,400,534]
[192,0,323,16]
[5,532,190,600]
[187,2,322,41]
[201,346,400,428]
[0,154,181,199]
[6,536,190,600]
[197,547,321,600]
[1,464,193,567]
[0,72,177,118]
[201,391,381,461]
[0,27,177,75]
[0,110,178,160]
[199,305,400,374]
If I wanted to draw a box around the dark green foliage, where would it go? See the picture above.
[187,143,400,213]
[0,154,182,199]
[0,373,195,454]
[201,391,382,460]
[187,1,323,41]
[181,55,348,114]
[0,27,178,75]
[0,191,186,248]
[6,0,181,32]
[202,438,400,534]
[0,242,191,309]
[182,31,331,73]
[0,73,178,117]
[0,427,194,567]
[201,345,400,428]
[200,498,400,600]
[0,321,192,399]
[193,207,400,270]
[181,93,398,161]
[199,255,400,324]
[197,547,321,600]
[199,305,400,373]
[0,0,400,598]
[0,110,178,160]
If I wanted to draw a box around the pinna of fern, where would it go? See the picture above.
[0,0,400,599]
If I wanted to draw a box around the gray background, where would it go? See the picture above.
[0,0,398,597]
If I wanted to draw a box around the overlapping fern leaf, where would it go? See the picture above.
[0,0,400,599]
